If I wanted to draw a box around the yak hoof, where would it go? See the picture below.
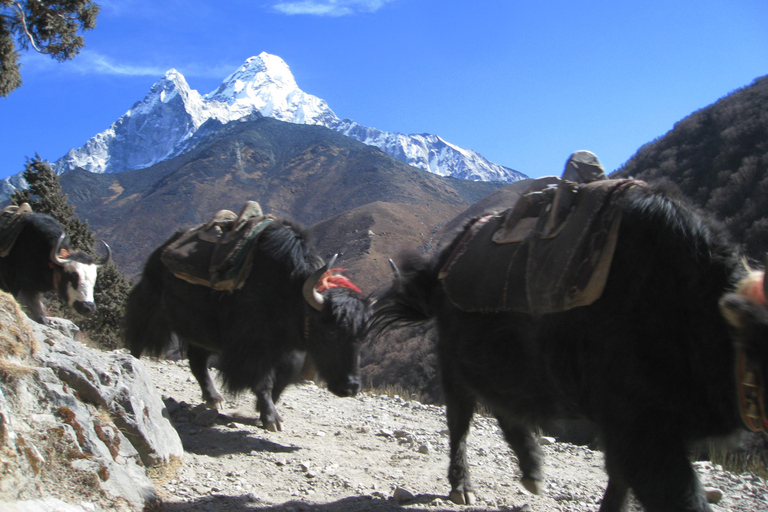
[522,478,542,495]
[205,396,224,410]
[264,420,282,432]
[449,490,476,505]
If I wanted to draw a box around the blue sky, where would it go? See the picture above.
[1,0,766,181]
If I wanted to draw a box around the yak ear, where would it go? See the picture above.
[303,254,338,311]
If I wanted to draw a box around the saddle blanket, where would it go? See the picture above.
[0,203,33,257]
[439,178,642,315]
[161,201,274,291]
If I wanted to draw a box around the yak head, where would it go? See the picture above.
[51,233,111,316]
[302,254,369,398]
[719,266,768,434]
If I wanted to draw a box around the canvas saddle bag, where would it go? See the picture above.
[160,201,274,291]
[440,178,643,315]
[0,202,33,257]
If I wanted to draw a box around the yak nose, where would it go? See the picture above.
[74,301,96,316]
[332,376,361,397]
[348,378,361,396]
[339,377,360,396]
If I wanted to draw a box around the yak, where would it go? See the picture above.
[124,218,371,431]
[370,181,768,512]
[0,210,110,324]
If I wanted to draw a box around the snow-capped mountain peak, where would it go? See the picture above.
[204,52,337,126]
[207,53,298,102]
[133,68,197,115]
[40,52,524,184]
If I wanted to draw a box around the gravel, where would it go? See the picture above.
[144,359,768,512]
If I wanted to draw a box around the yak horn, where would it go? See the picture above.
[389,259,404,294]
[303,254,338,311]
[96,240,111,267]
[763,255,768,301]
[50,233,70,265]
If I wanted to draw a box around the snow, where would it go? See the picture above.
[46,52,526,184]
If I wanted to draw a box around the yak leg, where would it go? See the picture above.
[603,426,711,512]
[17,290,46,324]
[494,414,543,494]
[271,351,304,404]
[187,345,224,409]
[257,351,306,432]
[254,370,282,432]
[443,375,477,505]
[599,476,629,512]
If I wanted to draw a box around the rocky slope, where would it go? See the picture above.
[0,292,182,511]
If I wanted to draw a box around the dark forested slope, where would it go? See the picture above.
[613,75,768,260]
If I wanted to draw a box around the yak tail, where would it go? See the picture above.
[368,253,439,337]
[123,247,174,358]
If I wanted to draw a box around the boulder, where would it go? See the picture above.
[0,291,184,510]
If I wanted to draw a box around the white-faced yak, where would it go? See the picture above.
[370,180,768,512]
[124,217,371,431]
[0,207,110,324]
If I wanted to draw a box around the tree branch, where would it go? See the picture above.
[12,1,47,54]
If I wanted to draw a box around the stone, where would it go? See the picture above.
[705,488,724,504]
[0,292,183,510]
[393,486,415,504]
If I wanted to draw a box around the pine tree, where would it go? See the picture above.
[12,155,131,349]
[1,0,100,96]
[12,154,92,249]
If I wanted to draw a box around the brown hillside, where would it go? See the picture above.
[60,117,504,279]
[309,201,465,295]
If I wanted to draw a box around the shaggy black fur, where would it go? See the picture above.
[0,213,100,323]
[371,182,767,512]
[125,219,371,431]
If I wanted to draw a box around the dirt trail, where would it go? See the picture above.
[144,358,767,512]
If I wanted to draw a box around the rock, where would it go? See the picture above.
[42,317,80,339]
[31,321,184,468]
[705,488,723,504]
[393,486,415,504]
[0,497,96,511]
[193,408,220,427]
[0,292,183,510]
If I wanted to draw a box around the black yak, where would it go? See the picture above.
[370,180,768,512]
[0,208,110,324]
[125,218,370,431]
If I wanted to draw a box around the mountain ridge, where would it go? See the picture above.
[0,52,524,199]
[57,115,506,279]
